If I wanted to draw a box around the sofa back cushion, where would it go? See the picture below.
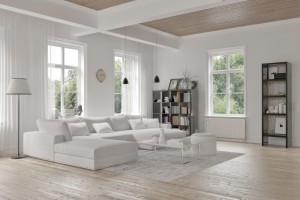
[80,117,109,133]
[62,117,81,124]
[92,122,113,134]
[108,115,131,131]
[128,119,145,130]
[36,119,71,141]
[67,122,90,137]
[127,115,143,120]
[142,118,159,129]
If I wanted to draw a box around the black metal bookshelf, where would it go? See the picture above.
[262,62,291,148]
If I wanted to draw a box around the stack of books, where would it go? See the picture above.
[164,97,170,102]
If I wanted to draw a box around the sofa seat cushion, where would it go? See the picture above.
[72,132,135,142]
[121,128,186,141]
[54,139,137,160]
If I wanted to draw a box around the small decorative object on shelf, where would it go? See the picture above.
[262,62,291,148]
[168,79,180,90]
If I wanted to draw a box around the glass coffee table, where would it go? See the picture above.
[137,137,199,164]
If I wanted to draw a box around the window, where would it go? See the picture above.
[208,47,246,116]
[114,50,141,114]
[47,41,84,118]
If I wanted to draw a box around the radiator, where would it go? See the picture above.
[205,118,245,140]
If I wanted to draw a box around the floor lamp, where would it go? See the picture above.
[6,78,31,159]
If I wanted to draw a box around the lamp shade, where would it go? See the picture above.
[6,78,31,95]
[123,77,129,84]
[154,75,160,83]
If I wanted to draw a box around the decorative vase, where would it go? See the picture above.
[182,78,189,90]
[159,128,166,144]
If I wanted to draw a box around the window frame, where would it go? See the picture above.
[47,39,85,115]
[207,46,246,117]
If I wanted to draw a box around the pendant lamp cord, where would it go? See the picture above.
[125,26,127,71]
[155,20,158,76]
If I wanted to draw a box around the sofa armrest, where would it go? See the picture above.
[23,131,65,161]
[159,123,172,129]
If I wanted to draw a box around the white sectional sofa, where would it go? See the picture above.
[23,115,186,170]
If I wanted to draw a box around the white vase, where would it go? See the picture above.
[182,79,189,89]
[159,128,166,144]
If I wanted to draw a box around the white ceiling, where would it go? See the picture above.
[0,0,246,49]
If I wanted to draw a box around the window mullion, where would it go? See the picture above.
[226,54,230,115]
[61,48,65,111]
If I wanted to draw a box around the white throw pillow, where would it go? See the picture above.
[128,119,145,130]
[67,122,90,137]
[142,118,159,129]
[80,117,108,133]
[108,115,131,131]
[36,119,72,141]
[92,122,113,134]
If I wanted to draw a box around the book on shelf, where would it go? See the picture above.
[171,106,180,114]
[163,116,170,123]
[179,116,189,126]
[172,116,179,125]
[173,92,181,102]
[181,106,189,114]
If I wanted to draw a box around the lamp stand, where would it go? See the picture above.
[11,95,26,159]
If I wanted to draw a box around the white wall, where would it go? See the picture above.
[155,19,300,146]
[79,33,154,117]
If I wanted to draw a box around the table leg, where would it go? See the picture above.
[181,148,184,164]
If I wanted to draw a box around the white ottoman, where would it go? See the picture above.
[191,133,216,156]
[54,139,138,170]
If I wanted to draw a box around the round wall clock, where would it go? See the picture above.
[96,69,106,83]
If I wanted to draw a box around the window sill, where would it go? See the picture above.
[205,115,246,119]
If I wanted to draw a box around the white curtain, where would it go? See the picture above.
[121,52,141,115]
[0,9,54,155]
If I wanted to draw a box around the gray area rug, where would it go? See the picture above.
[106,149,243,182]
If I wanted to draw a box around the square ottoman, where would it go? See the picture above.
[54,139,138,170]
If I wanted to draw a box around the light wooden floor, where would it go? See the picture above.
[1,141,300,200]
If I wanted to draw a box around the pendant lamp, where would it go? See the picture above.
[123,26,129,84]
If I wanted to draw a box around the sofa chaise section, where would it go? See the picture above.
[54,139,138,170]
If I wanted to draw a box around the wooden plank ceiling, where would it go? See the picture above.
[143,0,300,36]
[65,0,134,10]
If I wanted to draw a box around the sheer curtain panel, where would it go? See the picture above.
[0,10,54,155]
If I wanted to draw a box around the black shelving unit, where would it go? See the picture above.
[152,89,197,135]
[262,62,291,148]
